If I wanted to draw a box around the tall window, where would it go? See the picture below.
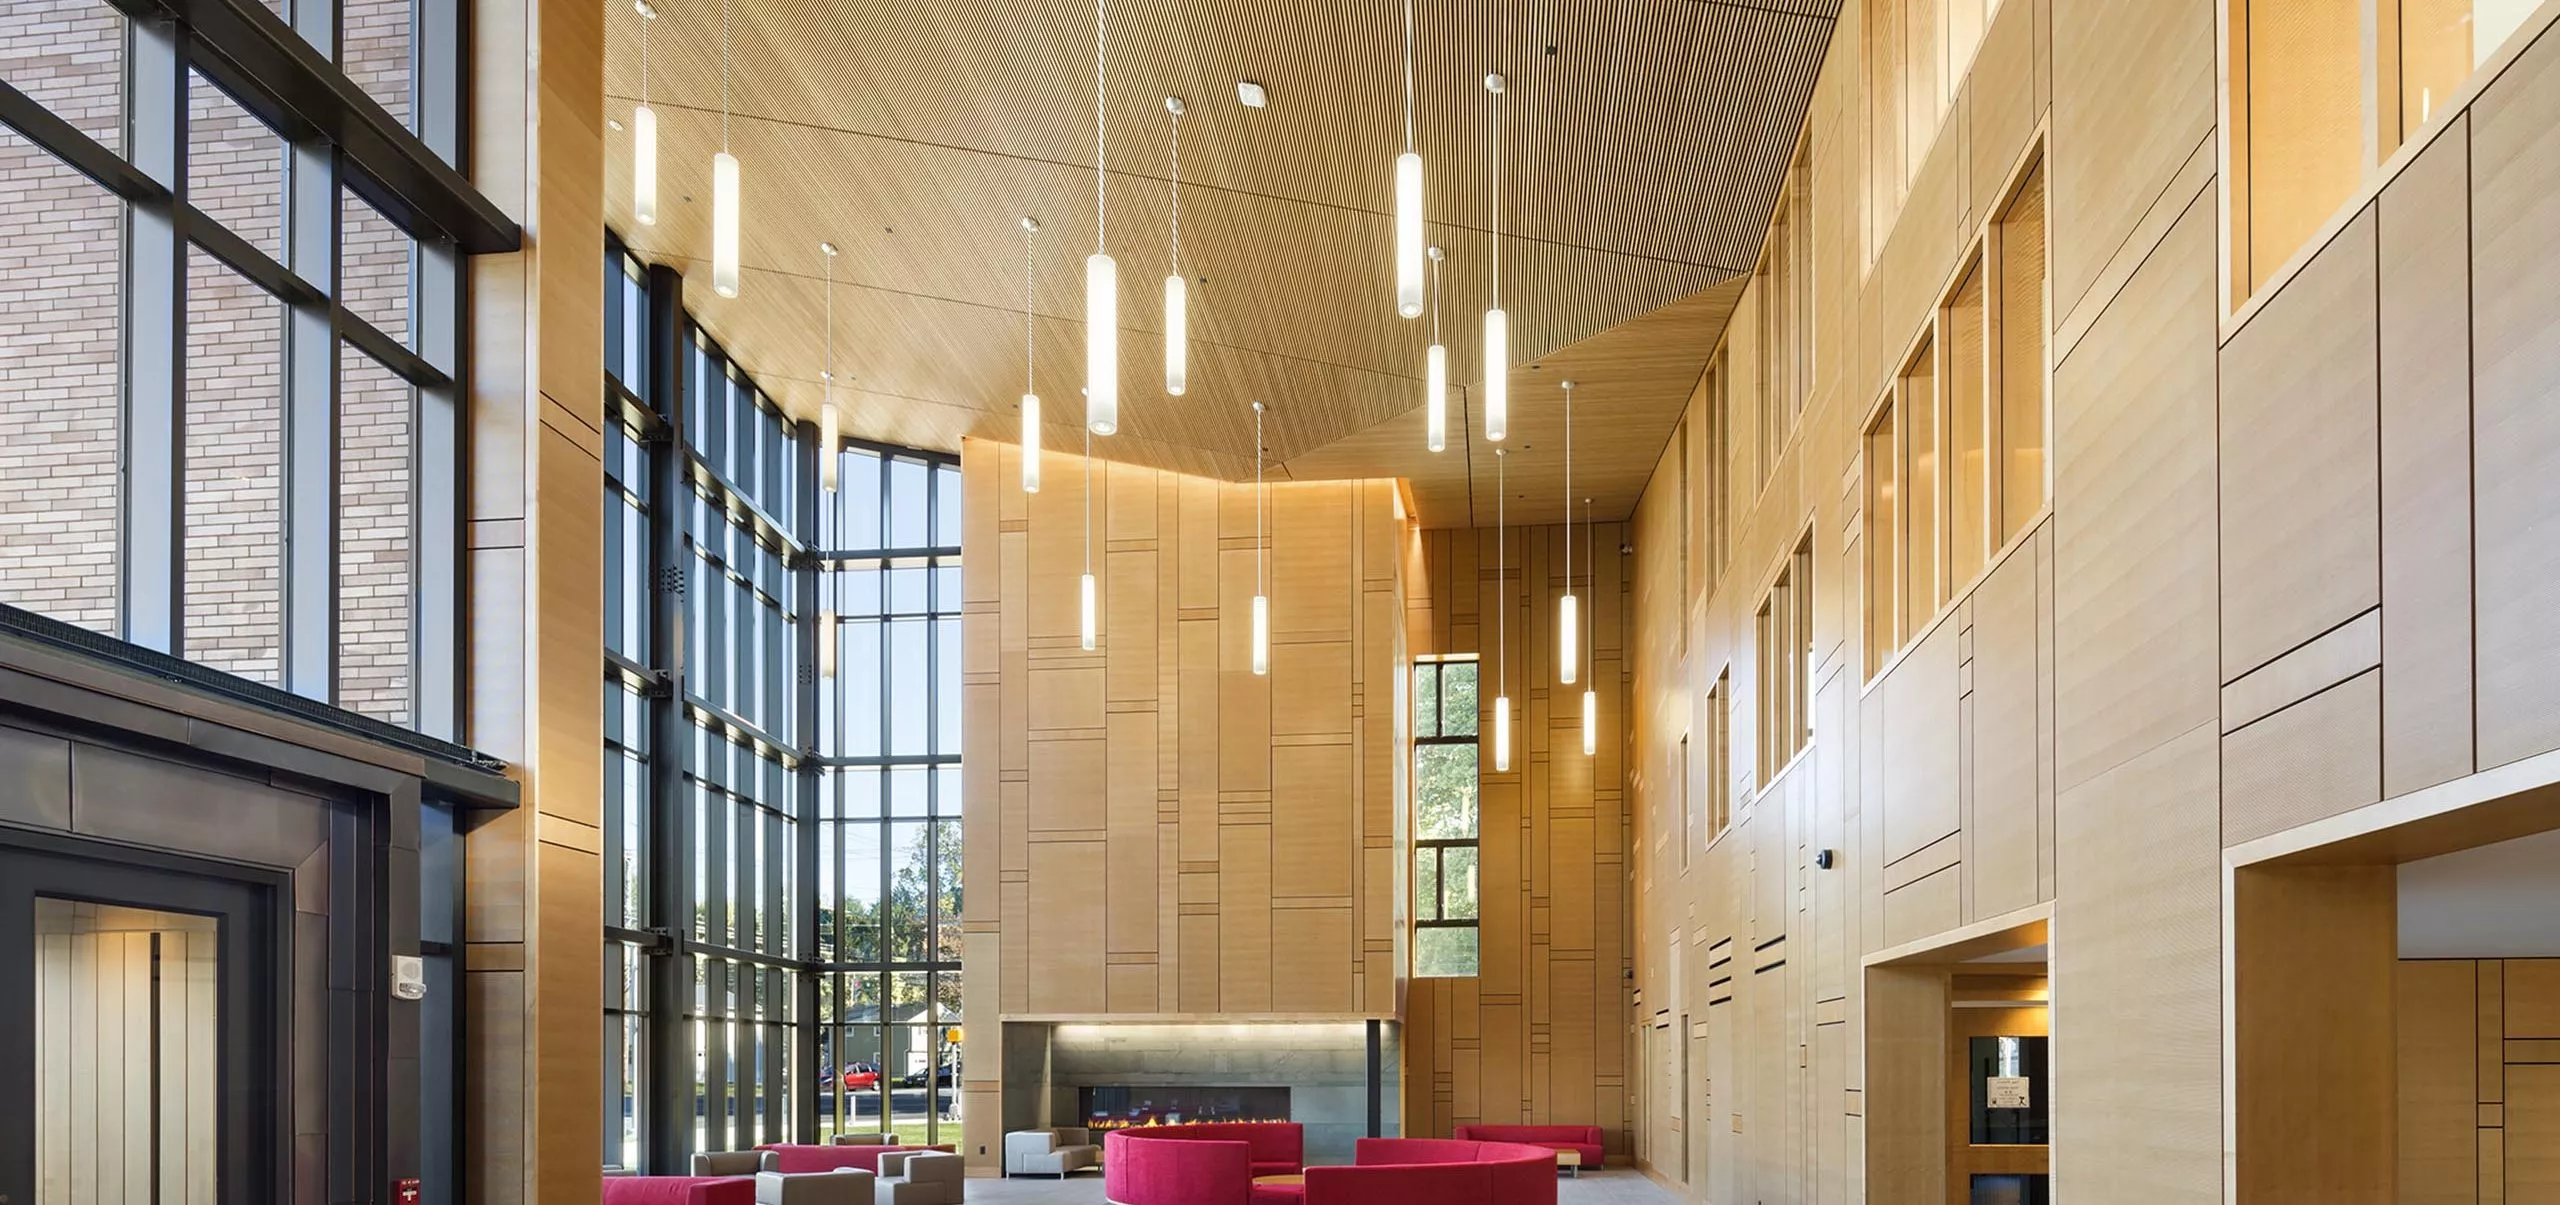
[1413,656,1481,978]
[815,444,965,1145]
[1866,0,2001,253]
[1756,534,1813,786]
[0,0,482,736]
[1705,669,1732,839]
[1865,154,2047,678]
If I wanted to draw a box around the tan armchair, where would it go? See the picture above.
[874,1151,963,1204]
[694,1150,781,1176]
[754,1169,873,1204]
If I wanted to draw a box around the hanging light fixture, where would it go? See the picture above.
[819,242,840,492]
[1393,0,1423,318]
[1582,497,1597,757]
[1482,72,1507,442]
[1425,245,1447,453]
[633,0,658,225]
[1085,0,1119,435]
[1252,401,1270,676]
[710,0,740,297]
[1164,96,1187,397]
[1493,448,1512,772]
[1021,216,1043,493]
[1081,424,1098,650]
[1558,379,1577,685]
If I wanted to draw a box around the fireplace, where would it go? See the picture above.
[1078,1085,1291,1134]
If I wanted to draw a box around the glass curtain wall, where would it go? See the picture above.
[602,242,966,1169]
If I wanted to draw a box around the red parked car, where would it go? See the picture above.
[841,1061,882,1091]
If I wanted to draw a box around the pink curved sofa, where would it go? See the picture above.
[756,1142,956,1174]
[1103,1123,1307,1205]
[1452,1124,1604,1167]
[1297,1138,1558,1205]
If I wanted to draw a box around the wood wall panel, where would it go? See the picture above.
[1969,539,2043,920]
[2402,959,2482,1205]
[1882,622,1961,867]
[2217,206,2382,681]
[2221,670,2384,846]
[2233,866,2397,1205]
[2048,0,2215,315]
[2377,118,2477,799]
[2469,29,2560,771]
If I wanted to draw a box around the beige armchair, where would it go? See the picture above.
[1003,1128,1099,1178]
[694,1150,780,1176]
[754,1169,873,1205]
[874,1151,963,1204]
[829,1132,900,1146]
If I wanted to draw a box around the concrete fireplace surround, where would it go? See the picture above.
[1000,1021,1400,1166]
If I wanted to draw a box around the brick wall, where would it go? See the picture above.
[0,0,417,724]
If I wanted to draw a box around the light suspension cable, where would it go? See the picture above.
[1581,496,1596,757]
[1081,423,1098,650]
[1425,245,1446,452]
[820,241,840,492]
[1482,72,1507,442]
[1252,401,1270,676]
[1393,0,1423,318]
[711,0,739,297]
[1021,216,1043,493]
[1558,379,1577,686]
[633,0,658,225]
[1164,96,1187,397]
[1085,0,1120,435]
[1493,448,1511,772]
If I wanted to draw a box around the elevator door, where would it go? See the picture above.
[0,840,276,1205]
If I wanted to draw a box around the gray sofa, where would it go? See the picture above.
[874,1150,964,1204]
[1002,1127,1100,1178]
[754,1169,873,1205]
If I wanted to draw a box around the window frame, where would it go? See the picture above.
[1411,655,1481,979]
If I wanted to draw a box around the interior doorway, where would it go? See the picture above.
[1863,909,2052,1205]
[0,837,279,1205]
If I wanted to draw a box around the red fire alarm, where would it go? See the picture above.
[395,1178,421,1204]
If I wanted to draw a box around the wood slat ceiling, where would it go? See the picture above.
[604,0,1834,525]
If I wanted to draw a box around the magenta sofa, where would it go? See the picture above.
[1297,1138,1558,1205]
[756,1142,956,1174]
[599,1175,756,1205]
[1103,1124,1308,1205]
[1452,1124,1603,1167]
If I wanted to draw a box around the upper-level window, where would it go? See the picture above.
[1757,535,1814,786]
[1866,154,2046,678]
[1413,655,1481,978]
[1705,668,1732,842]
[1867,0,2004,255]
[2230,0,2543,303]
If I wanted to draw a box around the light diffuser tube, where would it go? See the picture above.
[711,151,740,297]
[1394,152,1424,318]
[633,105,658,225]
[1021,394,1042,493]
[1164,274,1187,396]
[1483,307,1508,441]
[819,609,837,678]
[1252,594,1270,676]
[1493,694,1512,771]
[1425,343,1447,452]
[1559,592,1579,684]
[820,404,840,492]
[1080,572,1098,651]
[1582,688,1596,756]
[1085,253,1119,435]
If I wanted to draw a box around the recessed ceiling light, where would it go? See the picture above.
[1236,80,1268,109]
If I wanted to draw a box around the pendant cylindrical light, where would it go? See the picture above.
[1164,96,1187,397]
[1483,72,1507,442]
[1581,496,1597,757]
[1252,401,1270,676]
[1582,685,1596,756]
[1085,0,1118,435]
[1425,245,1446,453]
[1021,217,1043,493]
[711,0,739,297]
[1080,572,1097,650]
[819,609,838,678]
[634,1,657,224]
[1081,418,1098,651]
[1558,380,1577,685]
[818,242,841,490]
[1393,0,1423,318]
[1493,447,1512,772]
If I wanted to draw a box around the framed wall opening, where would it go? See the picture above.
[1863,906,2052,1204]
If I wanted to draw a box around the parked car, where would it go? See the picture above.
[841,1061,883,1091]
[897,1063,961,1089]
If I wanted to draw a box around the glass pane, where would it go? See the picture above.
[931,821,963,962]
[1441,846,1479,919]
[886,971,935,1140]
[1901,339,1939,624]
[1442,662,1478,735]
[339,342,413,725]
[888,766,928,818]
[841,566,882,617]
[1413,663,1440,738]
[1415,744,1479,840]
[341,188,413,344]
[188,70,284,259]
[840,449,882,550]
[1946,259,1987,586]
[887,822,929,961]
[842,619,881,756]
[33,899,221,1203]
[889,457,929,549]
[1998,163,2048,542]
[887,564,928,614]
[1415,849,1441,921]
[184,248,284,682]
[1414,926,1478,978]
[1866,408,1900,675]
[935,617,961,756]
[342,0,412,127]
[0,0,122,152]
[888,617,928,754]
[934,463,962,548]
[0,126,121,633]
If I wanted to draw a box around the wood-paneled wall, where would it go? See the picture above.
[1398,524,1635,1158]
[2399,959,2560,1204]
[955,439,1410,1170]
[1617,0,2560,1201]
